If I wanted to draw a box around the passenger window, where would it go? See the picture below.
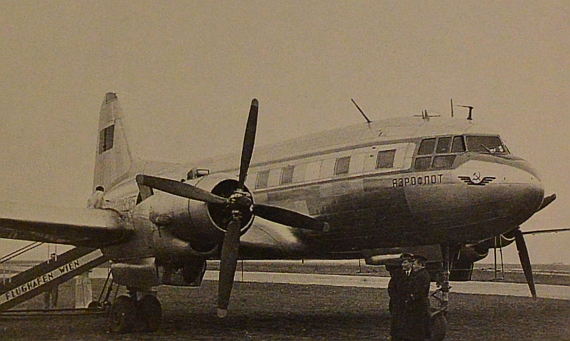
[436,137,451,154]
[334,156,351,175]
[432,155,456,169]
[256,170,270,189]
[418,138,436,155]
[280,166,294,185]
[376,149,396,169]
[414,157,431,170]
[451,136,466,153]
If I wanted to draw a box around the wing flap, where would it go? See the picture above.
[0,202,132,247]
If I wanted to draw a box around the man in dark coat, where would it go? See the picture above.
[400,254,431,341]
[388,253,413,341]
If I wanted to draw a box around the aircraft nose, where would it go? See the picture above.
[455,158,544,225]
[509,176,544,222]
[501,161,544,216]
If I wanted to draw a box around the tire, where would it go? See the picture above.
[87,301,102,310]
[430,313,447,341]
[136,294,162,332]
[109,295,137,333]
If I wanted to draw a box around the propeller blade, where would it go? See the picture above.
[513,229,537,298]
[217,215,242,318]
[136,174,228,205]
[253,204,330,232]
[238,99,259,190]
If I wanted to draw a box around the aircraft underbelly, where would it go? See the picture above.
[263,177,416,252]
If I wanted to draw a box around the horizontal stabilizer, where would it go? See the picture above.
[0,202,132,247]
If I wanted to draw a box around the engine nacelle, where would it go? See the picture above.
[146,173,254,245]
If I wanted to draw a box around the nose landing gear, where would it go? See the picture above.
[429,245,452,341]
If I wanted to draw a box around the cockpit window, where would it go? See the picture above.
[451,136,466,153]
[414,136,461,170]
[436,137,451,154]
[465,135,509,154]
[418,138,436,155]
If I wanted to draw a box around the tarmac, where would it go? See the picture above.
[203,270,570,301]
[87,266,570,300]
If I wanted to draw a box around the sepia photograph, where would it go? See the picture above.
[0,2,569,340]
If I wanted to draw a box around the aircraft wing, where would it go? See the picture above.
[522,228,570,235]
[0,202,132,247]
[239,217,309,259]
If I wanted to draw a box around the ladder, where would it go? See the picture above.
[0,246,108,311]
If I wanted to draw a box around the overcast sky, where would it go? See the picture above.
[1,1,569,264]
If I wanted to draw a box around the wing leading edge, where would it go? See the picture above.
[0,202,132,247]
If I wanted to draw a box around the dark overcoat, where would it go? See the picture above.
[388,269,410,339]
[400,268,431,340]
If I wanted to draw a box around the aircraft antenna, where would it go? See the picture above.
[414,109,440,120]
[456,104,474,121]
[351,98,372,124]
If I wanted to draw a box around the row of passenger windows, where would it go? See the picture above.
[255,149,397,189]
[254,135,508,188]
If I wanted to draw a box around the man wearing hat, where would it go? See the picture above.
[400,254,431,341]
[388,253,413,340]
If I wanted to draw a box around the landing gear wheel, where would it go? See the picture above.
[136,294,162,332]
[430,312,447,341]
[109,295,137,333]
[87,301,103,310]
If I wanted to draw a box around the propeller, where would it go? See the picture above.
[513,192,557,298]
[513,228,537,298]
[135,99,327,318]
[135,173,327,232]
[217,98,258,318]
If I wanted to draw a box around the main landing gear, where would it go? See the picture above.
[429,245,452,341]
[109,288,162,333]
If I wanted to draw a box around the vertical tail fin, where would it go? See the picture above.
[92,93,133,191]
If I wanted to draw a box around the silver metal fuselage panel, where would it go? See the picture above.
[101,117,544,261]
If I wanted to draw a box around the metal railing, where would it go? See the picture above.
[0,242,44,283]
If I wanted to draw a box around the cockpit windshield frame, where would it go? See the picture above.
[414,134,510,171]
[464,135,510,155]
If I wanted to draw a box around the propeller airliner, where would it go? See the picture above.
[0,93,555,335]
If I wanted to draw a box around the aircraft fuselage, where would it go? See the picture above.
[101,116,544,263]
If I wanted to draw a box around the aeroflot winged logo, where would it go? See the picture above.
[458,172,496,186]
